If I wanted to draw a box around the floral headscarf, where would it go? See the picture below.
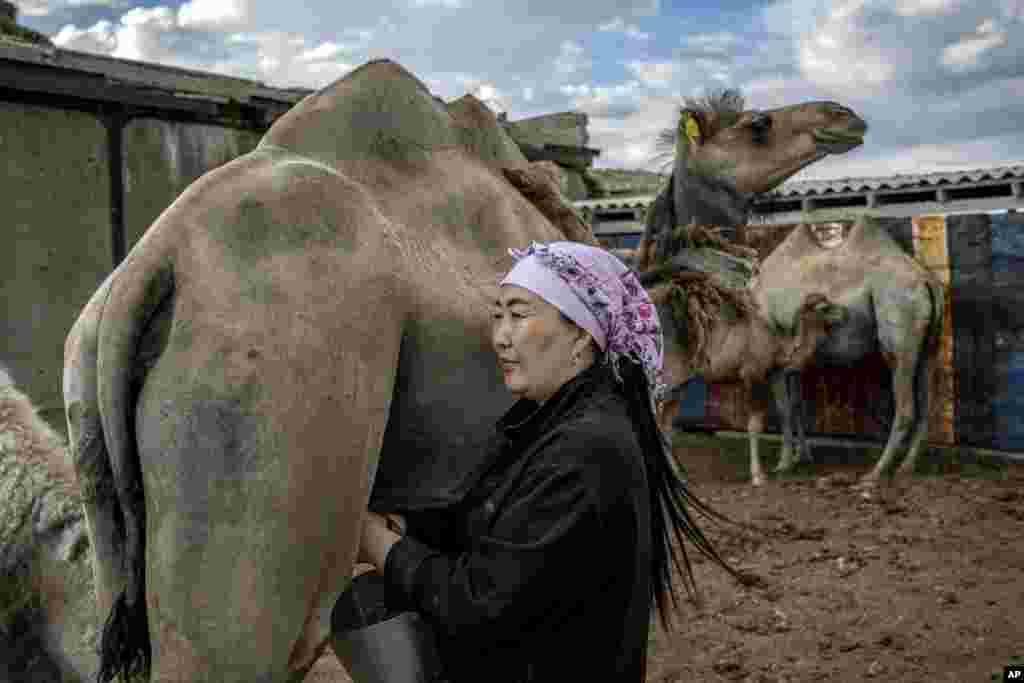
[500,241,666,407]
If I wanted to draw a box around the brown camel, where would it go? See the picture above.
[635,89,867,271]
[62,60,871,682]
[750,217,946,484]
[1,373,96,682]
[641,273,847,485]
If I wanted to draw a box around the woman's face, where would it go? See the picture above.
[492,285,589,403]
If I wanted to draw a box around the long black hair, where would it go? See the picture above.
[613,355,744,629]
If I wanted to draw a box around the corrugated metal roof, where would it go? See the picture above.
[575,195,655,210]
[767,164,1024,197]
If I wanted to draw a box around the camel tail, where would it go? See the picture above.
[93,246,175,682]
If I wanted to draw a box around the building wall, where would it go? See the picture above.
[1,102,113,430]
[1,106,263,433]
[504,111,589,149]
[123,118,262,251]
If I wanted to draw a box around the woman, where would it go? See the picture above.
[356,241,737,682]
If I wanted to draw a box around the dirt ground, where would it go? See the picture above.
[309,435,1024,682]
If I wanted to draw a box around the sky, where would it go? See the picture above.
[14,0,1024,180]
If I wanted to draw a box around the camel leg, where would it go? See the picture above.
[770,372,799,473]
[138,334,401,682]
[791,372,812,465]
[862,361,915,483]
[747,405,766,487]
[897,351,933,476]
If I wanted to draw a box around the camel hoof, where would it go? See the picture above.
[773,461,794,474]
[752,476,766,487]
[895,464,916,478]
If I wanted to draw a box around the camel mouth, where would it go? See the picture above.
[813,127,865,153]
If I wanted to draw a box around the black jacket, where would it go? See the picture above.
[383,362,653,682]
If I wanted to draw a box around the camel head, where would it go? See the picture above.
[787,292,848,369]
[661,91,867,196]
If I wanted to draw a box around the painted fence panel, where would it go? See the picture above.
[947,214,996,446]
[990,211,1024,450]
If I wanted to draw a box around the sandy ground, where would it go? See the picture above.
[308,435,1024,682]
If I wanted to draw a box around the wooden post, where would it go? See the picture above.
[912,215,956,446]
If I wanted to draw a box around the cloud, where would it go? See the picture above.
[411,0,462,6]
[54,6,184,64]
[797,1,899,94]
[296,41,347,63]
[587,94,679,170]
[560,80,642,118]
[894,0,962,16]
[681,31,741,55]
[235,31,357,88]
[13,0,53,16]
[597,16,650,40]
[111,6,178,62]
[941,18,1009,71]
[53,18,117,52]
[178,0,252,32]
[553,40,591,76]
[624,60,676,87]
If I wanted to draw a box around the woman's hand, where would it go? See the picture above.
[357,511,404,571]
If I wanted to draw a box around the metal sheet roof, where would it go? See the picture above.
[768,164,1024,197]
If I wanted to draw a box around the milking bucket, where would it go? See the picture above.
[331,571,446,683]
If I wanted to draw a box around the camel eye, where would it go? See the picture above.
[750,114,772,143]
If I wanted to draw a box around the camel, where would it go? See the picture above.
[62,59,873,682]
[1,371,96,682]
[635,89,867,271]
[748,217,946,484]
[639,272,847,486]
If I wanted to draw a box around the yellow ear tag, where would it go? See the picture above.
[684,114,702,143]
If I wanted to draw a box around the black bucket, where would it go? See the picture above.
[330,572,445,683]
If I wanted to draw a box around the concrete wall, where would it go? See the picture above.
[0,103,112,431]
[123,118,262,250]
[1,107,263,435]
[504,111,589,149]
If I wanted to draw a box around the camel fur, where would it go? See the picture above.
[0,373,97,682]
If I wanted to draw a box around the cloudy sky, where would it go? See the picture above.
[15,0,1024,180]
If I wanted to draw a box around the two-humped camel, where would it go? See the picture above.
[750,218,946,484]
[62,61,866,681]
[638,270,847,486]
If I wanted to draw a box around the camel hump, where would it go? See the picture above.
[261,58,458,168]
[261,58,528,176]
